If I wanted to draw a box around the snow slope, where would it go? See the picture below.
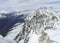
[0,35,16,43]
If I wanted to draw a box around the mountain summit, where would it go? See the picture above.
[14,7,60,43]
[0,7,60,43]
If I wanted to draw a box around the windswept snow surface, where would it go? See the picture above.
[0,35,16,43]
[45,20,60,43]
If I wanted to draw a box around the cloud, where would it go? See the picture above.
[45,1,60,4]
[0,0,60,11]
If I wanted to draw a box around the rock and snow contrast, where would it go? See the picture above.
[0,7,60,43]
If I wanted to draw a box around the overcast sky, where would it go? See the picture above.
[0,0,60,11]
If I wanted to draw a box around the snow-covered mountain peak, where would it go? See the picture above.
[20,7,60,43]
[0,7,60,43]
[25,7,60,21]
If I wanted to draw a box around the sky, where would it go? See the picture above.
[0,0,60,11]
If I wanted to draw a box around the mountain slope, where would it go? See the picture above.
[0,7,60,43]
[14,7,60,43]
